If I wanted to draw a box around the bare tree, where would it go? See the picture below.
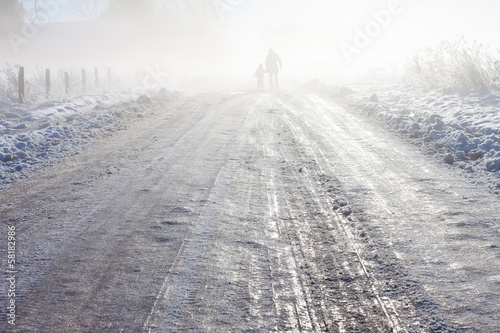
[0,0,25,36]
[18,0,43,24]
[73,0,108,21]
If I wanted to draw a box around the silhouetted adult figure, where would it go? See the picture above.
[265,49,282,90]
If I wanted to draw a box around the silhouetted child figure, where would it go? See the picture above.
[254,63,266,90]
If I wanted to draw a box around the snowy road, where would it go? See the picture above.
[1,91,499,332]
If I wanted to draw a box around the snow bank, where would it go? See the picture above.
[0,91,180,189]
[0,94,130,133]
[336,84,500,194]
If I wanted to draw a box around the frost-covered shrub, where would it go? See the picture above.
[405,37,500,91]
[1,63,140,107]
[0,64,19,105]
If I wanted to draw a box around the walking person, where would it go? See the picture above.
[254,63,266,90]
[265,49,282,90]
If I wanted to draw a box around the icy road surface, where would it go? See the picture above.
[1,91,499,332]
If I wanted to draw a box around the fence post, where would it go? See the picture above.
[65,72,70,95]
[82,68,86,93]
[45,68,51,99]
[95,67,99,88]
[18,66,25,104]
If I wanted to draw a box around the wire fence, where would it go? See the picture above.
[0,64,169,107]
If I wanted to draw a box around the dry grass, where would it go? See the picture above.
[405,37,500,92]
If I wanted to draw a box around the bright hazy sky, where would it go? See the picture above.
[24,0,500,80]
[51,0,500,47]
[226,0,500,67]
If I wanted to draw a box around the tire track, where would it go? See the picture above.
[278,105,405,332]
[0,91,466,332]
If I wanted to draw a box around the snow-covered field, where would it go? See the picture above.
[0,90,178,189]
[336,84,500,195]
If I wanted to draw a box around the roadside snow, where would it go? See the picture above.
[0,91,180,189]
[336,84,500,194]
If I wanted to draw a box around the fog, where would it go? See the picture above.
[2,0,500,92]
